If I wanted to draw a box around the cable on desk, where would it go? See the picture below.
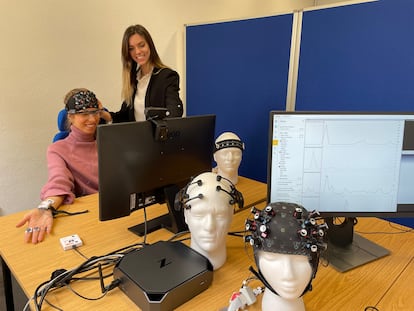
[28,242,146,310]
[24,285,64,311]
[228,230,246,238]
[28,253,125,311]
[72,245,89,260]
[167,230,190,242]
[43,298,63,311]
[104,241,146,256]
[50,206,89,218]
[356,221,414,235]
[387,221,413,233]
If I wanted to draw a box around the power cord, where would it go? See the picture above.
[25,245,146,311]
[357,221,413,235]
[35,254,122,310]
[167,230,190,242]
[72,245,89,260]
[50,207,89,218]
[387,221,413,233]
[228,230,246,238]
[98,263,121,293]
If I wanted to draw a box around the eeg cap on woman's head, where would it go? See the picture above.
[65,89,98,114]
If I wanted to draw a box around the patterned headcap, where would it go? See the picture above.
[66,90,98,114]
[245,202,328,296]
[245,202,328,274]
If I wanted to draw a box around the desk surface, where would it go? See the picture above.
[1,177,413,311]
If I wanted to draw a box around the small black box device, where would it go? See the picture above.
[114,241,213,311]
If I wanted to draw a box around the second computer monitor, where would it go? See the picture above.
[97,114,216,235]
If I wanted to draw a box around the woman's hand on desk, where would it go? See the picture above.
[16,209,54,244]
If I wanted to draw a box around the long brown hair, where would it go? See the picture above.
[121,24,167,106]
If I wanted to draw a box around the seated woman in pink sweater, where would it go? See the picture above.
[16,88,111,244]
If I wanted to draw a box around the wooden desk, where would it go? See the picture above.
[0,177,266,310]
[304,218,414,311]
[1,177,413,311]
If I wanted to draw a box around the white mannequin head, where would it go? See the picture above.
[258,251,312,311]
[213,132,244,185]
[182,172,240,270]
[245,202,328,311]
[258,251,313,299]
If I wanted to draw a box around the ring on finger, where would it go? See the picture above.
[25,227,33,233]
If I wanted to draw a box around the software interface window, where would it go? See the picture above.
[269,113,414,214]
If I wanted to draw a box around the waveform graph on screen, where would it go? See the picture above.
[301,119,404,213]
[303,147,323,172]
[301,172,321,212]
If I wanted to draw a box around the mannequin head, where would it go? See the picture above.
[245,202,327,305]
[177,172,243,270]
[213,132,244,185]
[258,251,313,300]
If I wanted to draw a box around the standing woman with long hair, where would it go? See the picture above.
[109,24,183,123]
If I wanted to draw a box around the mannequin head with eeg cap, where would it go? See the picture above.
[245,202,328,311]
[178,172,243,270]
[213,132,244,185]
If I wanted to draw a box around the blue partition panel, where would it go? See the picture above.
[297,0,414,112]
[186,14,293,182]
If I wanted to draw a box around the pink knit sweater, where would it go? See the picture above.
[40,125,98,204]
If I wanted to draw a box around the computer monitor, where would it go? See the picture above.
[97,115,216,236]
[267,111,414,272]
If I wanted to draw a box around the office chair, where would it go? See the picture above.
[53,109,70,142]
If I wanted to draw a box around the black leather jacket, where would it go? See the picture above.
[111,67,183,123]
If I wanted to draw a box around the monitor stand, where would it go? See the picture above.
[325,217,390,273]
[128,185,188,237]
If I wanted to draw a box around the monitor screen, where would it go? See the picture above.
[97,115,216,236]
[267,111,414,272]
[267,111,414,218]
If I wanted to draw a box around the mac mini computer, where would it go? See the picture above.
[114,240,213,311]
